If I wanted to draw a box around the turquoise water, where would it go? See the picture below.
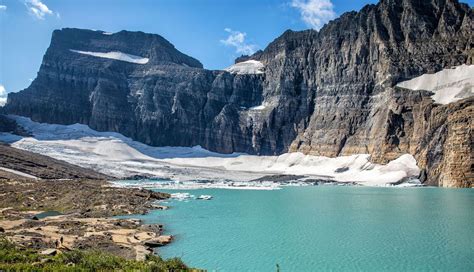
[130,187,474,271]
[34,210,62,219]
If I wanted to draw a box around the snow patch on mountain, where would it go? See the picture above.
[0,116,420,187]
[225,60,264,75]
[397,64,474,104]
[249,104,267,110]
[70,49,149,64]
[0,85,7,106]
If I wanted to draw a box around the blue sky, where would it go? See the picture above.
[0,0,473,96]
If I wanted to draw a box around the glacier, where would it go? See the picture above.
[0,116,421,188]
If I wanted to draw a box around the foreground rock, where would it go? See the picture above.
[144,235,173,248]
[1,216,165,260]
[0,179,170,260]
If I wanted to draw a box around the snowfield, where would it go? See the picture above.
[397,64,474,104]
[0,116,421,188]
[70,49,149,64]
[225,60,265,75]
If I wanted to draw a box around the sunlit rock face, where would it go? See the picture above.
[4,0,473,187]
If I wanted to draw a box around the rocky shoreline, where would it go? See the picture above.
[0,179,173,261]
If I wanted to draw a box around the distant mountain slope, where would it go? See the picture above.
[3,0,473,187]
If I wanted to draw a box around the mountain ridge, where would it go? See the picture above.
[48,27,203,68]
[3,0,473,187]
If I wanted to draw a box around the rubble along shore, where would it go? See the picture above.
[0,179,173,261]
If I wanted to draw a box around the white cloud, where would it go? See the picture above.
[291,0,336,30]
[0,5,7,11]
[25,0,54,20]
[0,85,7,106]
[220,28,258,56]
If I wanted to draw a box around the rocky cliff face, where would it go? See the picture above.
[4,0,473,187]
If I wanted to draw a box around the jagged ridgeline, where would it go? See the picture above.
[4,0,473,187]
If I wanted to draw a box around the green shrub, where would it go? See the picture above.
[0,238,42,265]
[0,238,197,272]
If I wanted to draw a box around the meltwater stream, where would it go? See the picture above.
[123,186,473,271]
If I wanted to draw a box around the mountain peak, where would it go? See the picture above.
[48,28,203,68]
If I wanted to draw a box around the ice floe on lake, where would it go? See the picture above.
[170,192,195,201]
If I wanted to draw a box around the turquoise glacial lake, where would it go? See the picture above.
[130,186,473,271]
